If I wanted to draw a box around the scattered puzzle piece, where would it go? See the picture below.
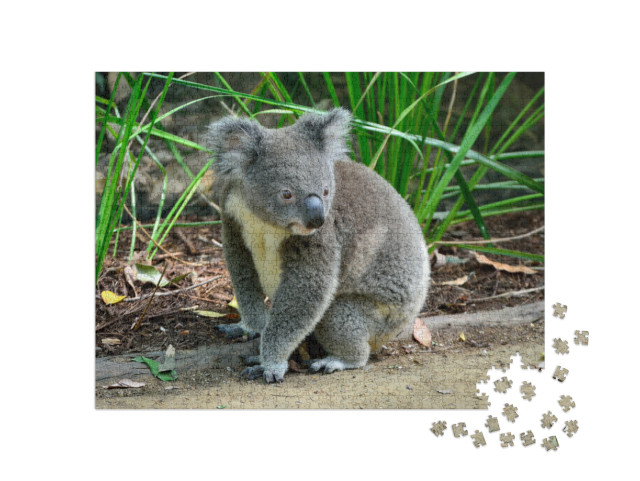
[471,430,486,448]
[520,431,535,447]
[520,381,536,401]
[541,436,559,451]
[500,432,515,447]
[485,415,500,433]
[502,403,519,422]
[452,423,468,438]
[574,330,589,345]
[541,411,558,429]
[494,376,513,393]
[564,420,579,437]
[552,303,567,319]
[559,395,575,412]
[552,366,569,382]
[430,421,447,437]
[553,338,569,355]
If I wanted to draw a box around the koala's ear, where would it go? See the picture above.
[207,116,264,178]
[295,108,352,156]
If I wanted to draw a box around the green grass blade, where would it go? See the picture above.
[491,86,544,154]
[214,72,252,116]
[297,73,316,107]
[96,75,145,281]
[148,155,217,260]
[345,73,372,165]
[368,72,473,172]
[96,73,122,165]
[452,202,544,225]
[322,72,341,107]
[441,244,544,263]
[453,169,492,244]
[417,72,517,229]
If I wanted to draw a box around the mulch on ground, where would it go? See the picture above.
[96,210,544,357]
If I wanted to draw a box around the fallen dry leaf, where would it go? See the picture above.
[288,359,307,373]
[228,296,239,310]
[436,274,471,286]
[158,345,176,372]
[101,338,121,345]
[413,318,432,347]
[123,265,138,296]
[459,332,466,342]
[472,252,536,274]
[101,290,126,304]
[103,379,145,389]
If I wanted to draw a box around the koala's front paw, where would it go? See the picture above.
[241,362,288,383]
[215,322,260,340]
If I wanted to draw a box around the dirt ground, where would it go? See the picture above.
[95,211,544,409]
[96,323,543,409]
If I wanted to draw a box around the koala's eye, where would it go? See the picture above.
[280,190,293,200]
[322,187,330,197]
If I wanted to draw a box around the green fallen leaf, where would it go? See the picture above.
[135,264,170,287]
[169,272,191,284]
[132,355,177,381]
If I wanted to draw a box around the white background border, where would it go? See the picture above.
[3,1,638,479]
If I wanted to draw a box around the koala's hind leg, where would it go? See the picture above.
[309,297,373,374]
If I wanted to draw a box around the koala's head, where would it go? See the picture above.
[209,108,352,235]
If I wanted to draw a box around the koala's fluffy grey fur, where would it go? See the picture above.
[208,108,430,383]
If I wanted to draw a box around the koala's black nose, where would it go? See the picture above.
[304,195,325,229]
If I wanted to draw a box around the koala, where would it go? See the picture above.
[207,108,430,383]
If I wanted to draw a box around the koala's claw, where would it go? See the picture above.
[241,365,265,380]
[215,323,259,340]
[241,363,287,383]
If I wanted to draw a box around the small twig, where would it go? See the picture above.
[491,273,500,297]
[197,192,221,214]
[122,203,206,267]
[472,286,544,302]
[432,225,545,246]
[154,251,185,259]
[219,100,235,115]
[184,294,229,304]
[132,263,168,330]
[96,318,120,332]
[176,229,198,255]
[122,275,222,303]
[196,234,223,248]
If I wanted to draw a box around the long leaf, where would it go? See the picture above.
[417,73,516,228]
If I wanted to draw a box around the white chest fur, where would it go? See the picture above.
[225,191,290,299]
